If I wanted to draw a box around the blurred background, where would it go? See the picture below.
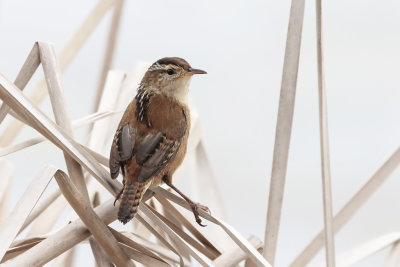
[1,0,400,266]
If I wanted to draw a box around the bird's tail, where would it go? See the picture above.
[118,182,148,224]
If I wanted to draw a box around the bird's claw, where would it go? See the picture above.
[114,187,124,206]
[196,217,207,227]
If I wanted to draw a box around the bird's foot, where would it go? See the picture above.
[162,175,210,227]
[189,202,210,227]
[113,187,124,206]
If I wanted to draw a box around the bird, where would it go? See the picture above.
[109,57,209,226]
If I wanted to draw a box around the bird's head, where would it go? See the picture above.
[140,57,206,103]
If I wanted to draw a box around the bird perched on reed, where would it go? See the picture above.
[109,57,209,226]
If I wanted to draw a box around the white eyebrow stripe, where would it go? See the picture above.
[148,62,165,71]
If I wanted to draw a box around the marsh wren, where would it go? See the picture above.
[110,57,208,226]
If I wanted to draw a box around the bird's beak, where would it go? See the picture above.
[187,68,207,75]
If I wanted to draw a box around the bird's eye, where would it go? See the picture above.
[167,69,174,75]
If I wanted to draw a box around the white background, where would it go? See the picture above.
[1,0,400,266]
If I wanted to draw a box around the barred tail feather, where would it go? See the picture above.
[118,182,147,224]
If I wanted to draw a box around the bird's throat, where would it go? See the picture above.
[168,76,191,104]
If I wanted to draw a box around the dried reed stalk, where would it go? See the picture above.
[263,0,306,264]
[245,247,263,267]
[111,228,171,266]
[26,193,66,237]
[212,236,262,266]
[53,170,133,266]
[19,186,61,234]
[4,198,118,266]
[0,110,119,157]
[0,0,117,147]
[94,0,125,112]
[119,243,169,267]
[109,228,166,262]
[139,204,211,266]
[2,237,46,263]
[37,45,98,261]
[134,212,186,266]
[154,193,220,256]
[0,161,14,228]
[384,241,400,267]
[315,0,336,265]
[290,147,400,266]
[89,70,126,150]
[0,43,40,124]
[89,237,114,267]
[48,249,75,267]
[147,203,218,260]
[0,73,121,195]
[313,232,400,267]
[151,187,271,267]
[0,165,56,261]
[39,42,90,203]
[123,231,185,265]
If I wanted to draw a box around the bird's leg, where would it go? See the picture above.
[162,175,209,227]
[114,179,125,206]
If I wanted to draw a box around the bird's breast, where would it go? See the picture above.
[144,94,189,140]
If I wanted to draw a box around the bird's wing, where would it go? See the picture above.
[109,123,136,179]
[135,132,181,183]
